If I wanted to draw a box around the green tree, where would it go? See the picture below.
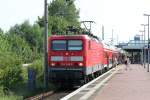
[0,52,22,89]
[0,28,3,34]
[0,30,34,63]
[9,21,36,47]
[7,34,33,63]
[0,33,11,52]
[48,0,79,25]
[32,24,43,53]
[38,0,80,35]
[9,21,43,56]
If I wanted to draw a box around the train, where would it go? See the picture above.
[48,34,125,86]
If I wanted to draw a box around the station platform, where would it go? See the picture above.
[90,64,150,100]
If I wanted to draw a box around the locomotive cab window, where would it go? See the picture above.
[52,40,82,51]
[68,40,83,50]
[52,40,67,50]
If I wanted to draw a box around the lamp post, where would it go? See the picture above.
[141,24,148,68]
[102,25,104,40]
[144,14,150,72]
[44,0,49,88]
[139,30,144,65]
[112,29,114,45]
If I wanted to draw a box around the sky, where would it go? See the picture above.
[0,0,150,43]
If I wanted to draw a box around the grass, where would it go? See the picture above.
[0,95,23,100]
[0,82,56,100]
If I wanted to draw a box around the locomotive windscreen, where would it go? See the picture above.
[52,40,67,50]
[52,40,83,51]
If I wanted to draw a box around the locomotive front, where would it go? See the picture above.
[48,35,86,86]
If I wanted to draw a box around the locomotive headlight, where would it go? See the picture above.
[51,62,56,66]
[78,62,83,66]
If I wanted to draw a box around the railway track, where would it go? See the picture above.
[26,86,77,100]
[43,89,75,100]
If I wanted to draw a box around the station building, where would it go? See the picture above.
[117,35,148,64]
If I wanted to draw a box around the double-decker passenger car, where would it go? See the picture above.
[102,43,120,69]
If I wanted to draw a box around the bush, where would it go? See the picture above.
[0,86,5,96]
[28,58,44,88]
[0,33,11,52]
[7,34,33,63]
[0,86,23,100]
[0,52,22,89]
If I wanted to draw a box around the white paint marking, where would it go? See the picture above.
[82,88,92,91]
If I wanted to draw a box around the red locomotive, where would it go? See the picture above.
[48,34,124,86]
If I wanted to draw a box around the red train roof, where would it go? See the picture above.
[49,35,96,40]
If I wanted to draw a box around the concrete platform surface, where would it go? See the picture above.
[92,64,150,100]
